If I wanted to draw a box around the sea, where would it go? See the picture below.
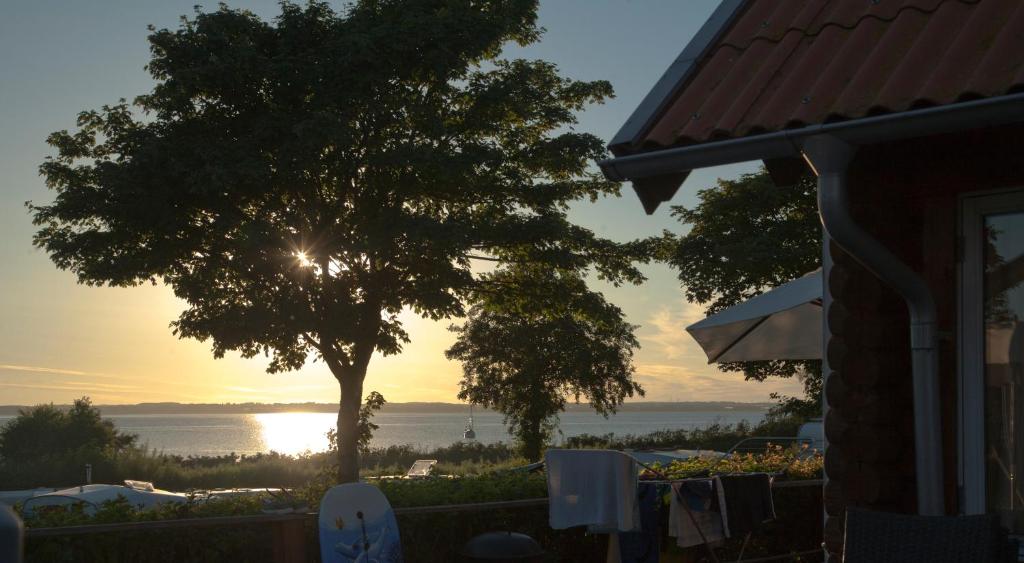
[0,410,766,458]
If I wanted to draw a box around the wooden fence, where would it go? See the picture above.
[24,480,824,563]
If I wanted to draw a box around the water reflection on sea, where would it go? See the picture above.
[0,410,766,457]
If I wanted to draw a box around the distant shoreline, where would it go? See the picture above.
[0,401,771,416]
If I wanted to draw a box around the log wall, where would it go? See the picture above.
[817,123,1024,560]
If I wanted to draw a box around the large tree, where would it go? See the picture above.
[666,169,822,417]
[446,264,643,461]
[31,1,652,482]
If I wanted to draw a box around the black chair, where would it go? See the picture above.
[843,507,1017,563]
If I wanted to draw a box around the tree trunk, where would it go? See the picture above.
[321,285,381,484]
[332,365,366,484]
[521,418,543,462]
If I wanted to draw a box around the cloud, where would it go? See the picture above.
[631,362,804,403]
[639,301,709,361]
[0,364,127,380]
[0,382,141,393]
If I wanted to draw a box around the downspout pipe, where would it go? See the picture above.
[802,135,945,516]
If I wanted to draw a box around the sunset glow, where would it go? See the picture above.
[255,412,334,456]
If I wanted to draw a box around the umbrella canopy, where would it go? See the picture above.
[686,270,823,363]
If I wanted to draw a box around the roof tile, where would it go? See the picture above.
[623,0,1024,153]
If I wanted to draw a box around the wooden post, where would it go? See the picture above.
[272,517,307,563]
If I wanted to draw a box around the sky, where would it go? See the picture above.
[0,1,804,406]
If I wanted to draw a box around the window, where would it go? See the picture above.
[961,190,1024,533]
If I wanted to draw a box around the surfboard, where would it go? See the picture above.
[319,483,404,563]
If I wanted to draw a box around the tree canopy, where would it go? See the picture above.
[447,264,643,460]
[31,0,653,481]
[666,169,821,416]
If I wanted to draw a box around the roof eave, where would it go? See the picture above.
[601,92,1024,212]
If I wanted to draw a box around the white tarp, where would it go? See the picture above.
[21,483,187,515]
[686,270,823,363]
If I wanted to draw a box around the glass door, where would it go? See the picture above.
[961,190,1024,532]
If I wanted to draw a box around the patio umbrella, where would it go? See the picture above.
[686,270,822,363]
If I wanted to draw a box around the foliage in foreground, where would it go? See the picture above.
[639,444,823,481]
[24,490,825,563]
[22,471,823,563]
[18,493,268,529]
[20,446,819,529]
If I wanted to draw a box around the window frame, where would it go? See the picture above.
[959,188,1024,515]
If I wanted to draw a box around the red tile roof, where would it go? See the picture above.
[615,0,1024,155]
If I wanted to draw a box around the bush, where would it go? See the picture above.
[0,398,137,479]
[565,413,811,453]
[640,444,823,481]
[0,398,137,461]
[22,495,278,563]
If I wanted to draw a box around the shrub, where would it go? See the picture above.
[0,398,135,462]
[639,444,823,481]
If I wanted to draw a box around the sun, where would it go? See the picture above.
[295,250,314,268]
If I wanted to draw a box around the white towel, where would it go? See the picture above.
[545,449,640,532]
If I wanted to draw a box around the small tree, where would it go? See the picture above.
[666,168,821,416]
[446,265,643,460]
[31,1,651,482]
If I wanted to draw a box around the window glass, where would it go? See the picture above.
[984,211,1024,531]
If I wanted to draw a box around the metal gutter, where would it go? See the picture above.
[608,0,748,154]
[600,91,1024,186]
[803,135,945,516]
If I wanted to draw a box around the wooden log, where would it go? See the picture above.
[827,337,848,369]
[843,353,909,388]
[824,445,841,482]
[829,266,883,305]
[844,463,902,503]
[827,301,851,336]
[841,353,882,386]
[828,301,907,344]
[825,408,853,445]
[824,372,850,409]
[824,478,847,517]
[855,394,899,425]
[846,426,903,462]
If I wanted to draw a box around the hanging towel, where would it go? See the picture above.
[617,482,662,563]
[718,473,775,536]
[545,449,640,532]
[668,477,729,548]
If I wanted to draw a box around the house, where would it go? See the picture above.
[601,0,1024,559]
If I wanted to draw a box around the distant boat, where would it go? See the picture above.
[463,404,476,440]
